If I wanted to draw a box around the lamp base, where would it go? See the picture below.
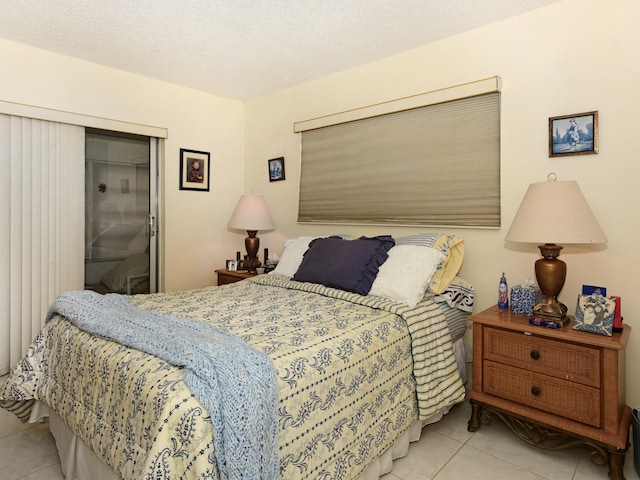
[534,243,570,327]
[244,230,261,273]
[243,257,262,272]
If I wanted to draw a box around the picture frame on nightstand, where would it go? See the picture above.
[573,294,615,336]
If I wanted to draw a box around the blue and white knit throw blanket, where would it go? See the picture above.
[47,290,279,480]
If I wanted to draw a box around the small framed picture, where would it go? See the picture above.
[227,260,238,272]
[180,148,211,191]
[549,111,598,157]
[268,157,285,182]
[573,294,614,336]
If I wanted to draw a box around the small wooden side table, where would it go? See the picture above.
[468,304,631,480]
[215,268,258,286]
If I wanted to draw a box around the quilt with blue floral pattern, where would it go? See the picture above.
[0,274,465,480]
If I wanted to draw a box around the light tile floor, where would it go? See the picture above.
[1,375,638,480]
[383,400,638,480]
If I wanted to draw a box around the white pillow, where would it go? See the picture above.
[369,245,445,307]
[269,236,319,278]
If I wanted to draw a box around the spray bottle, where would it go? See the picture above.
[498,273,509,309]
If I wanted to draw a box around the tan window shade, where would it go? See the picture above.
[298,92,501,228]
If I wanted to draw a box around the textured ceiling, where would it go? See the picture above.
[0,0,559,101]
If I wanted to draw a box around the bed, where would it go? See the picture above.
[0,233,473,480]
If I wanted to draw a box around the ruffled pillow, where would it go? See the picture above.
[293,235,394,295]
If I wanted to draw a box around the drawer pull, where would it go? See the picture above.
[530,350,540,360]
[531,386,541,396]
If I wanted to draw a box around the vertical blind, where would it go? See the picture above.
[298,92,500,227]
[0,115,84,374]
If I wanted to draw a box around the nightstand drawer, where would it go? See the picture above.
[215,268,257,286]
[484,327,600,387]
[484,361,601,427]
[218,273,240,285]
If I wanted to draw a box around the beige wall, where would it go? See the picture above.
[0,37,246,292]
[244,0,640,407]
[1,0,639,406]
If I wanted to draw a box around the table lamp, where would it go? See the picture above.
[505,175,607,325]
[228,194,274,272]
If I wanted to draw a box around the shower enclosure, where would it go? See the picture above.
[84,129,157,294]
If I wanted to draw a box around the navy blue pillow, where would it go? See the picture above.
[293,235,395,295]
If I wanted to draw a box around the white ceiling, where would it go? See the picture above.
[0,0,560,101]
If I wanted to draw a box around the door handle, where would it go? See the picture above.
[149,214,156,237]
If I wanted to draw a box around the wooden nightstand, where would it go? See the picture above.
[468,305,631,480]
[215,268,257,286]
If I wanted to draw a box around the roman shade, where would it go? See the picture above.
[296,79,501,228]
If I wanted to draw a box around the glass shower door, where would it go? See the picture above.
[84,129,157,294]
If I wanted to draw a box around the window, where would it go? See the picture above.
[295,78,501,228]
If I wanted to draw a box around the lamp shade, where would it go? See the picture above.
[228,194,274,231]
[505,180,607,245]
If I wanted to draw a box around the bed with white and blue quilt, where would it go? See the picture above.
[0,233,473,480]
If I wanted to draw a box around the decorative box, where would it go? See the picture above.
[510,285,541,316]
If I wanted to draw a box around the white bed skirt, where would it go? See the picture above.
[30,402,116,480]
[30,337,469,480]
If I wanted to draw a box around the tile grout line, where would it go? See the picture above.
[428,408,477,480]
[14,461,62,480]
[430,415,554,480]
[429,436,467,480]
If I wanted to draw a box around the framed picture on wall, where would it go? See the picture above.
[549,111,598,157]
[268,157,285,182]
[179,148,211,191]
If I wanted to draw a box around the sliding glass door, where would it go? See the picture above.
[84,129,158,294]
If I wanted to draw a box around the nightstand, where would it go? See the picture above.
[468,305,631,480]
[215,268,257,286]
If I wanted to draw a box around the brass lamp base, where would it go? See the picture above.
[244,230,262,273]
[533,243,569,326]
